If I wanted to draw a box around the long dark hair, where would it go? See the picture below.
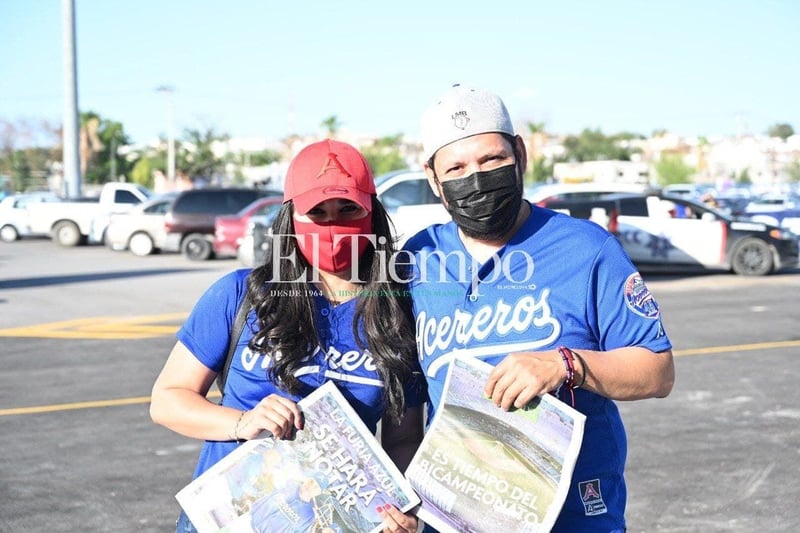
[245,197,418,424]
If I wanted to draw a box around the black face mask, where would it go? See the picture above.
[440,163,523,240]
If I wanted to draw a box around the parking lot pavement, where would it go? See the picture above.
[1,241,799,532]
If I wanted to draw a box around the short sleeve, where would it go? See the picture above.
[591,237,672,353]
[176,269,251,372]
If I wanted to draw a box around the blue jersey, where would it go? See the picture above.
[404,204,672,532]
[177,269,426,480]
[249,480,317,533]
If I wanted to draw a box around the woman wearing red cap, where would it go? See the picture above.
[151,140,424,533]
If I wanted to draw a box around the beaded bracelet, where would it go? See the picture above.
[557,346,576,406]
[557,346,575,386]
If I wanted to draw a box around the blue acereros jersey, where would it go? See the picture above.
[177,269,426,481]
[403,203,672,532]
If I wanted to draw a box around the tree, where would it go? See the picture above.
[0,119,59,192]
[766,123,794,141]
[79,112,104,179]
[79,112,133,184]
[361,135,407,176]
[526,121,546,160]
[524,157,553,186]
[786,160,800,183]
[247,149,281,166]
[654,154,695,185]
[561,128,639,162]
[320,115,341,138]
[130,155,165,189]
[524,121,552,185]
[177,127,229,183]
[735,168,752,185]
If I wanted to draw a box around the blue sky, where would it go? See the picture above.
[2,0,798,146]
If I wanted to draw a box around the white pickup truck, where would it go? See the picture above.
[26,182,151,246]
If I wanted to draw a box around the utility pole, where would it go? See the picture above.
[156,85,176,181]
[62,0,81,198]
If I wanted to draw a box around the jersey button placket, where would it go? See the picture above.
[467,270,480,304]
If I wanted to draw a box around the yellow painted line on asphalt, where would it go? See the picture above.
[0,313,187,339]
[0,391,221,417]
[2,340,798,417]
[673,339,800,357]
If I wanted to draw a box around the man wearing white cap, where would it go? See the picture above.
[405,85,676,532]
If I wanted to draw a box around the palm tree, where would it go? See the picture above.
[320,115,341,138]
[526,121,546,160]
[79,113,104,177]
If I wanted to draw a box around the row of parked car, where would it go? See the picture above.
[103,188,284,261]
[0,170,445,265]
[0,185,281,262]
[99,170,449,264]
[2,172,799,275]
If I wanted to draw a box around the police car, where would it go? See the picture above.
[539,192,799,276]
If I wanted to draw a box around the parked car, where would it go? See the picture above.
[104,193,178,256]
[745,193,799,214]
[713,195,750,217]
[662,183,716,199]
[0,192,61,242]
[162,187,280,261]
[374,169,449,244]
[539,192,799,276]
[26,182,151,246]
[526,181,657,203]
[213,196,283,258]
[237,210,283,267]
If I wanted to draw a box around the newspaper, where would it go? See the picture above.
[405,355,586,533]
[176,381,420,533]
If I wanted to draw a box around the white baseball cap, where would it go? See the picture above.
[420,84,515,162]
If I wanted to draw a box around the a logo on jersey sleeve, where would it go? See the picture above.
[579,479,608,516]
[623,273,660,319]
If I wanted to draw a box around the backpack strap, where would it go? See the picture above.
[216,289,252,395]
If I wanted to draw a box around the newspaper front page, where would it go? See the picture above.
[176,381,420,533]
[405,355,586,533]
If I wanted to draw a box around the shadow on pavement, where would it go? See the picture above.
[0,268,208,289]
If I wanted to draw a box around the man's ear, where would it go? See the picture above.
[423,164,442,199]
[514,135,528,175]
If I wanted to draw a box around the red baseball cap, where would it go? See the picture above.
[283,139,376,214]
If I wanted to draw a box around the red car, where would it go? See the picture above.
[213,196,283,258]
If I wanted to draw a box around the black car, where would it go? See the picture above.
[162,188,280,260]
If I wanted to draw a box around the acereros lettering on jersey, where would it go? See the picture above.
[416,290,561,379]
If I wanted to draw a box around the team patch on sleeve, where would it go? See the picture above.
[623,273,660,319]
[579,479,608,516]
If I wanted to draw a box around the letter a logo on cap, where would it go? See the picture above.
[316,152,351,179]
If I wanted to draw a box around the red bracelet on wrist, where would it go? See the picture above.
[557,346,576,406]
